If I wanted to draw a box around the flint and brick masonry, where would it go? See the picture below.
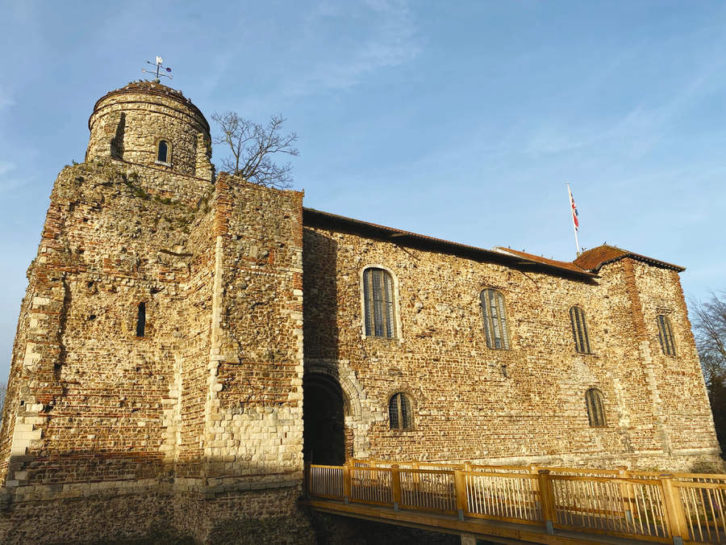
[0,81,719,544]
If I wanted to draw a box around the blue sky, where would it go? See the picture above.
[0,1,725,380]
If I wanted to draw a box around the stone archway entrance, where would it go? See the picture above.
[303,374,347,465]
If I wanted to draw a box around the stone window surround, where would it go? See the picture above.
[585,387,607,428]
[154,137,172,167]
[569,305,593,355]
[480,288,511,350]
[359,265,403,342]
[386,388,416,432]
[656,313,677,357]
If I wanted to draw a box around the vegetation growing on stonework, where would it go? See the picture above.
[693,292,726,456]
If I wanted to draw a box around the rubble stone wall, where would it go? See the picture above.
[302,226,721,471]
[0,162,309,543]
[202,175,305,480]
[0,483,314,545]
[86,81,213,182]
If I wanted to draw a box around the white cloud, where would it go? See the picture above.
[283,0,420,96]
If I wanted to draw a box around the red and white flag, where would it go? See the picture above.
[568,186,579,232]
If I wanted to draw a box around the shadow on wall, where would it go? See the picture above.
[302,230,349,466]
[0,454,314,545]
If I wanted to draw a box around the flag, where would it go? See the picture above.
[568,186,579,231]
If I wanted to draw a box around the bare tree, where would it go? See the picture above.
[693,292,726,454]
[693,293,726,386]
[212,112,299,189]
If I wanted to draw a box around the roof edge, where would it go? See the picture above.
[574,245,685,273]
[303,208,597,279]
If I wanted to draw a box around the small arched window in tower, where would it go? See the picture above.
[157,140,169,163]
[585,388,606,427]
[657,314,676,356]
[363,267,396,338]
[480,289,510,349]
[569,306,592,354]
[388,392,412,430]
[136,302,146,337]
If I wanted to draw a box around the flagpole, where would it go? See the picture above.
[567,183,581,256]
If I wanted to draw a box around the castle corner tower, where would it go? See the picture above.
[86,80,214,183]
[0,82,312,544]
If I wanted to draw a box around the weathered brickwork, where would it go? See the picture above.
[0,82,311,544]
[0,484,314,544]
[86,81,214,184]
[302,222,720,471]
[0,80,720,543]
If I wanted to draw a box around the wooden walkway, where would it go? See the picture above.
[303,460,726,545]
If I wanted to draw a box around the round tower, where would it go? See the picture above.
[86,81,213,179]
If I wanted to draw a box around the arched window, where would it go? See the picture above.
[657,315,676,356]
[569,306,591,354]
[157,140,169,163]
[388,392,412,430]
[480,289,510,349]
[363,267,396,338]
[585,388,606,427]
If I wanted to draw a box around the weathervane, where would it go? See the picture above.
[142,56,173,82]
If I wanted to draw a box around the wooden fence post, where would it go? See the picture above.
[454,469,468,521]
[391,464,401,511]
[343,461,352,504]
[618,466,634,524]
[411,461,420,488]
[660,474,687,545]
[538,469,556,535]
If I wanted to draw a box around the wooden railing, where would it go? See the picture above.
[307,460,726,544]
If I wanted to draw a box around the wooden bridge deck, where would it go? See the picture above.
[304,460,726,545]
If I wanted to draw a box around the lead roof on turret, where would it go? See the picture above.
[89,81,210,133]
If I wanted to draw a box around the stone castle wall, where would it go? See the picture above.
[0,80,720,543]
[86,81,213,181]
[0,484,314,544]
[0,160,214,488]
[0,159,311,543]
[302,225,720,471]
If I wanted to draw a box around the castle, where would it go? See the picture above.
[0,81,719,544]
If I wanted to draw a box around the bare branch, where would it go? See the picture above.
[693,292,726,386]
[692,292,726,454]
[212,112,299,189]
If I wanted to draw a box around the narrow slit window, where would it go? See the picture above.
[388,393,412,430]
[363,268,396,338]
[585,388,606,427]
[480,289,510,349]
[157,140,169,163]
[569,306,591,354]
[657,314,676,356]
[136,302,146,337]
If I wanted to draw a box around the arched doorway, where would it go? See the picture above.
[303,374,347,465]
